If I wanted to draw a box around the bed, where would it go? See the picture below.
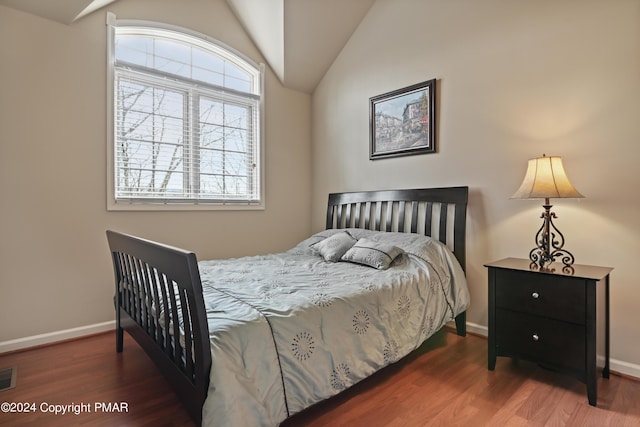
[106,186,470,426]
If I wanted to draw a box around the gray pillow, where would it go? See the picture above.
[341,238,404,270]
[312,231,357,262]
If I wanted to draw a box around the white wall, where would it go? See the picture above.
[312,0,640,369]
[0,0,311,343]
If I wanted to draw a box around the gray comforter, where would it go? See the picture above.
[198,229,470,426]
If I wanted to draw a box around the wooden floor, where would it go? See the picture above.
[0,329,638,426]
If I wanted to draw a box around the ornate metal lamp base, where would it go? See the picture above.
[528,204,575,274]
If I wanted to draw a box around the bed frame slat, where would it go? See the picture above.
[384,202,392,231]
[410,201,419,233]
[364,202,372,229]
[439,202,448,245]
[168,277,182,363]
[180,289,195,378]
[120,253,132,319]
[398,201,406,232]
[374,202,382,230]
[137,259,152,335]
[353,202,361,227]
[424,201,433,237]
[141,263,157,342]
[158,273,171,355]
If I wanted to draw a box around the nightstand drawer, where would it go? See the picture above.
[495,269,585,324]
[496,309,585,372]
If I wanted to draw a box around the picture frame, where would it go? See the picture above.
[369,79,436,160]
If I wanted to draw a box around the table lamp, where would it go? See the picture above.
[511,154,584,271]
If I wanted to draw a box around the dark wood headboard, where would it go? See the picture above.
[326,186,469,272]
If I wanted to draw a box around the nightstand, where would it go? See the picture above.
[485,257,612,406]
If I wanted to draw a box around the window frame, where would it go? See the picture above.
[106,13,265,211]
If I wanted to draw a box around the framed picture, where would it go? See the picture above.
[369,79,436,160]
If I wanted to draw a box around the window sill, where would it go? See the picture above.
[107,200,265,211]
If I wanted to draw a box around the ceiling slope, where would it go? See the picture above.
[0,0,118,24]
[226,0,374,93]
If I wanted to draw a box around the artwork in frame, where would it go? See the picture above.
[370,79,436,160]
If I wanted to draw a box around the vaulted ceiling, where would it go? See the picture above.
[0,0,374,93]
[0,0,118,24]
[225,0,374,93]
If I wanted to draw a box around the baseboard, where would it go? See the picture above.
[450,320,640,380]
[465,321,488,337]
[5,320,640,380]
[0,321,116,354]
[606,358,640,380]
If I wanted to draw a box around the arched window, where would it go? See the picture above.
[107,14,263,209]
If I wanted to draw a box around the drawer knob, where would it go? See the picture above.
[532,292,540,299]
[532,334,539,342]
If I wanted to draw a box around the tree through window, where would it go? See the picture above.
[108,18,263,208]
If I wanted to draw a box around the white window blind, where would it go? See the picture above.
[108,17,263,208]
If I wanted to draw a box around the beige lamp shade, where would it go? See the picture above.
[512,155,584,200]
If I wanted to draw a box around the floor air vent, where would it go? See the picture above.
[0,367,17,391]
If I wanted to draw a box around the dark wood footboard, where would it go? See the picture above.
[106,230,211,424]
